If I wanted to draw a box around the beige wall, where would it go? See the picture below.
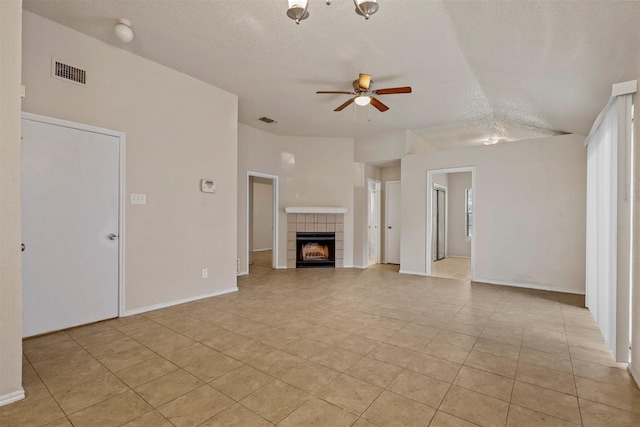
[237,123,354,273]
[0,0,24,405]
[354,130,405,163]
[22,12,238,313]
[447,172,472,258]
[402,134,587,293]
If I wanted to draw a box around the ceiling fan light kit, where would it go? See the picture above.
[316,73,411,113]
[287,0,378,24]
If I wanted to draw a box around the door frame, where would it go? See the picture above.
[21,112,126,316]
[246,171,279,273]
[367,178,382,265]
[385,180,401,264]
[426,167,475,279]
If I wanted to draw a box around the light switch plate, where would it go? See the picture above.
[201,179,216,193]
[130,193,146,205]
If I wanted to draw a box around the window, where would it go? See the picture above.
[465,188,473,238]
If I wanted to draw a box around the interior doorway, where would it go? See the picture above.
[247,172,278,274]
[368,179,381,265]
[432,184,447,262]
[427,167,475,280]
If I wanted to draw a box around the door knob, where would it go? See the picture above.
[21,243,25,252]
[107,233,118,240]
[388,226,392,229]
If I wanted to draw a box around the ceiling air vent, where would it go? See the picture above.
[51,59,87,86]
[259,117,277,124]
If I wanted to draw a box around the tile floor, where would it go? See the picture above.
[431,257,471,281]
[3,263,640,426]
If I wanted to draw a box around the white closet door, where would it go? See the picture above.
[22,118,120,337]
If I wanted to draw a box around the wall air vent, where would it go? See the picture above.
[51,59,87,86]
[259,117,277,124]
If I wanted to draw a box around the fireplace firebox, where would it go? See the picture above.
[296,232,335,268]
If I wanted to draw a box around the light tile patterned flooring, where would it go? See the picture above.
[3,262,640,426]
[431,257,471,281]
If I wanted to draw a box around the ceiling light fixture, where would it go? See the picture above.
[287,0,379,24]
[483,137,500,145]
[354,95,371,106]
[114,18,134,43]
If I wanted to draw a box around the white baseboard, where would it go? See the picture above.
[399,269,428,276]
[446,256,471,259]
[629,363,640,389]
[237,271,248,276]
[274,265,287,269]
[252,248,272,252]
[122,287,239,316]
[472,277,585,295]
[352,264,368,269]
[0,389,25,407]
[342,264,354,268]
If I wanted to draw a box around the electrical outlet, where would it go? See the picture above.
[130,193,146,205]
[201,268,208,279]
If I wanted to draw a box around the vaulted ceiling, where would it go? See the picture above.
[23,0,640,149]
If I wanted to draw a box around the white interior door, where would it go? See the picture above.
[22,117,120,337]
[385,181,401,264]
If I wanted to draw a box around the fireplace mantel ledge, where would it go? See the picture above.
[285,207,348,214]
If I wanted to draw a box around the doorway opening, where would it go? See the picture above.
[247,172,278,274]
[368,179,381,265]
[426,167,475,280]
[432,184,447,262]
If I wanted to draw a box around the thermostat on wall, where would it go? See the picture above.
[201,179,216,193]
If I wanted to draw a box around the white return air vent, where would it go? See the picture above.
[51,58,87,86]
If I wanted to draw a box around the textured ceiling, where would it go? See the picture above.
[22,0,640,149]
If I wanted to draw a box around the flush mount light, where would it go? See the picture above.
[114,18,134,43]
[484,137,500,145]
[354,95,371,106]
[287,0,379,24]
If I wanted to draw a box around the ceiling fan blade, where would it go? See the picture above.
[358,73,371,90]
[335,97,356,111]
[316,91,353,94]
[374,86,412,95]
[370,97,389,112]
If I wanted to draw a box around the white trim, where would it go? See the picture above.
[253,248,272,252]
[343,264,354,268]
[274,265,288,270]
[586,80,637,144]
[426,167,476,280]
[612,80,638,97]
[247,171,279,271]
[237,271,248,276]
[21,112,127,319]
[353,264,368,269]
[399,269,428,276]
[473,278,585,295]
[0,389,25,407]
[285,207,348,214]
[123,287,238,316]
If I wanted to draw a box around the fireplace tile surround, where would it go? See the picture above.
[287,213,344,268]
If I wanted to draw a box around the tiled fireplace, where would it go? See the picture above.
[285,207,346,269]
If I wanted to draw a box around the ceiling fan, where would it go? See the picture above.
[316,73,412,112]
